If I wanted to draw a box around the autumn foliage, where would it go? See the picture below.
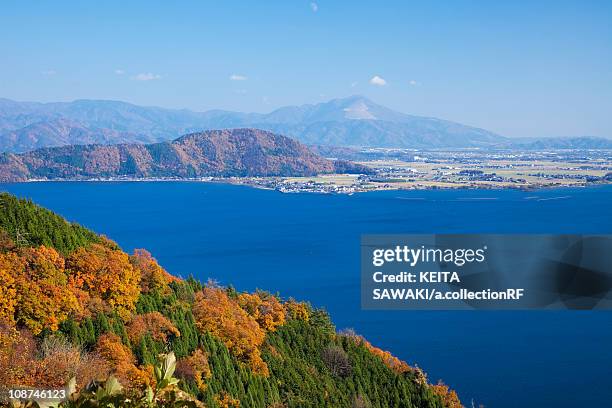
[284,300,310,322]
[192,287,268,375]
[0,237,142,335]
[95,333,152,390]
[362,339,412,374]
[0,252,18,323]
[0,194,462,408]
[130,249,178,294]
[67,242,141,320]
[35,336,110,390]
[0,246,79,334]
[0,322,37,388]
[341,329,412,374]
[237,291,286,331]
[431,381,462,408]
[215,391,241,408]
[0,323,108,391]
[0,230,151,392]
[127,311,181,343]
[176,348,212,392]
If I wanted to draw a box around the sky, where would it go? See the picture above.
[1,1,611,138]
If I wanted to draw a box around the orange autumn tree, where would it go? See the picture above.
[192,287,268,375]
[10,246,79,334]
[0,252,18,324]
[130,249,177,294]
[431,381,462,408]
[66,241,141,320]
[127,311,181,344]
[362,340,412,374]
[95,333,152,390]
[237,291,286,332]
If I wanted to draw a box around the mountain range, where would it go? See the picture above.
[1,96,610,152]
[0,128,369,182]
[509,136,612,150]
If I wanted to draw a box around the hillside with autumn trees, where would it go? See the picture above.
[0,192,461,408]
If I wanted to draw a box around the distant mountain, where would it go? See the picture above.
[252,96,504,148]
[0,96,505,151]
[0,118,151,152]
[0,98,229,149]
[509,136,612,150]
[3,96,609,152]
[0,128,369,182]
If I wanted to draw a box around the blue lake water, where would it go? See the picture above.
[1,181,611,407]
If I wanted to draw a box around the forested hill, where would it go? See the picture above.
[0,193,100,254]
[0,128,371,182]
[0,193,461,408]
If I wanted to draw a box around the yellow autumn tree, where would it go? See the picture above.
[0,252,19,324]
[66,243,141,320]
[12,246,80,334]
[285,300,310,322]
[237,291,285,332]
[192,287,268,375]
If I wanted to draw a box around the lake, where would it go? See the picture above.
[2,181,611,407]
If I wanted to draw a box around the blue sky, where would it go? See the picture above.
[1,1,611,137]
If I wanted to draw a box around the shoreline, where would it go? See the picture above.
[4,176,610,194]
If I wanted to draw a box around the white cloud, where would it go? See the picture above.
[229,74,247,81]
[41,70,57,76]
[369,75,387,86]
[409,80,419,86]
[131,72,162,81]
[310,2,318,12]
[115,69,125,75]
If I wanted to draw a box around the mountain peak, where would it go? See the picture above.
[304,95,411,123]
[338,96,378,120]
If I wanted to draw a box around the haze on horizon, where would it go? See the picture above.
[1,1,611,139]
